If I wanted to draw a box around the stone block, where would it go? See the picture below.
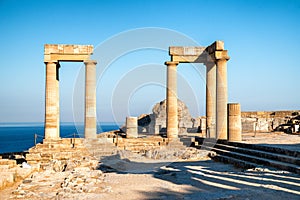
[0,165,10,170]
[0,172,15,189]
[44,44,93,62]
[126,117,138,138]
[26,153,42,161]
[0,159,17,168]
[15,168,34,180]
[52,152,73,160]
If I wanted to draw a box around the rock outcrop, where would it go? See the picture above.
[137,99,204,135]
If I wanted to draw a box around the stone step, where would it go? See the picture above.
[210,154,258,169]
[208,142,300,165]
[116,141,163,146]
[195,137,300,158]
[218,140,300,158]
[179,137,195,147]
[207,146,300,174]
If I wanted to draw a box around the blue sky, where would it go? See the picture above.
[0,0,299,123]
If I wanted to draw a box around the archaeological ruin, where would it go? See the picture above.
[44,44,97,139]
[1,41,299,196]
[166,42,230,140]
[43,41,236,141]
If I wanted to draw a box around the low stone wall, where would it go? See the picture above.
[115,136,167,152]
[25,138,117,171]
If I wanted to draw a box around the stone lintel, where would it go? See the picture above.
[171,55,207,63]
[169,46,206,56]
[169,46,208,63]
[44,44,93,62]
[206,41,224,54]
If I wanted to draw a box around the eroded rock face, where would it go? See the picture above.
[138,99,202,134]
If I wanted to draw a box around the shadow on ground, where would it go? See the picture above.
[99,154,300,200]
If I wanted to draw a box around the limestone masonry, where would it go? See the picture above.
[44,44,97,139]
[1,41,300,196]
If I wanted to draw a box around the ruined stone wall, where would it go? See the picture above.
[241,110,300,132]
[136,99,299,134]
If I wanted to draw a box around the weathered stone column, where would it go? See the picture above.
[45,61,60,139]
[216,58,228,140]
[228,103,242,142]
[165,61,179,138]
[56,64,60,138]
[84,60,97,139]
[126,117,138,138]
[205,61,216,138]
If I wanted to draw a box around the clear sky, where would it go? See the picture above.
[0,0,299,123]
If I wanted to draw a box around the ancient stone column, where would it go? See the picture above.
[56,64,60,138]
[205,61,216,138]
[216,58,228,140]
[84,60,97,139]
[126,117,138,138]
[165,61,179,138]
[228,103,242,142]
[45,61,60,139]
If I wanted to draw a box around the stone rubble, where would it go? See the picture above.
[7,147,209,199]
[0,158,36,190]
[10,158,107,200]
[143,147,210,161]
[114,147,209,161]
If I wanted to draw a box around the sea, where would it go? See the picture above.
[0,122,121,154]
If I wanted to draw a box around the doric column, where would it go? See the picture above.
[216,58,229,140]
[84,60,97,139]
[205,61,216,138]
[44,61,60,139]
[56,63,60,138]
[165,61,179,138]
[228,103,242,142]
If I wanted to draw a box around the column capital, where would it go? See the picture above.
[44,60,58,65]
[228,103,241,116]
[84,60,97,65]
[209,50,230,62]
[165,61,179,66]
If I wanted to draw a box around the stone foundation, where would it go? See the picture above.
[25,138,117,170]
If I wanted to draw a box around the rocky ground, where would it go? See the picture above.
[1,132,300,200]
